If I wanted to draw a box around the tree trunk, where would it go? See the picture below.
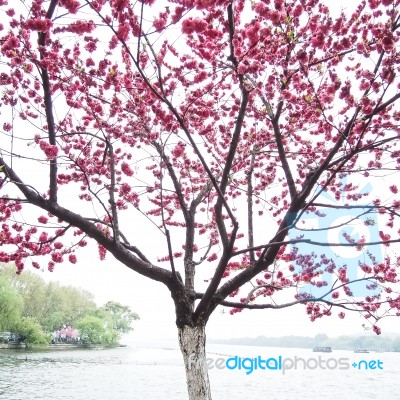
[178,324,212,400]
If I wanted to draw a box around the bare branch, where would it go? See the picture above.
[271,101,298,200]
[107,142,120,243]
[214,88,248,246]
[194,222,239,321]
[247,145,257,263]
[193,240,213,266]
[153,141,190,222]
[38,0,60,203]
[232,237,400,258]
[166,228,178,280]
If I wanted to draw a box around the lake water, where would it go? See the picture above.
[0,341,398,400]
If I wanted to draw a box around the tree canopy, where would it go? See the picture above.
[0,277,23,332]
[1,0,400,398]
[100,300,139,334]
[0,265,139,347]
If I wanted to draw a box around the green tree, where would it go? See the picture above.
[41,282,96,330]
[0,265,138,346]
[15,317,49,347]
[77,301,139,347]
[1,266,47,322]
[1,265,97,333]
[41,311,65,333]
[0,278,23,332]
[100,301,139,335]
[76,316,116,347]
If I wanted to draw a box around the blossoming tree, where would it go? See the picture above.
[1,0,400,398]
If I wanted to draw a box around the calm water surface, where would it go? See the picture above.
[0,342,398,400]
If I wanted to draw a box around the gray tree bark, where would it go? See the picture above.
[178,324,212,400]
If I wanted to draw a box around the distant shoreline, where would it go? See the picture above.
[0,343,125,351]
[208,333,400,352]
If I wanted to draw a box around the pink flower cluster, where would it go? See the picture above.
[26,18,52,32]
[59,0,80,14]
[67,20,95,34]
[181,17,208,34]
[39,141,58,160]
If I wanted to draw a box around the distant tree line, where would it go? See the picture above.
[211,332,400,352]
[0,265,139,348]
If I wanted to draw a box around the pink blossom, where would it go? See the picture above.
[52,252,63,263]
[269,10,284,24]
[379,230,391,242]
[68,20,95,34]
[182,18,207,34]
[39,232,48,242]
[207,253,218,262]
[98,244,107,260]
[246,21,260,44]
[38,216,48,224]
[293,4,303,18]
[194,0,217,9]
[120,182,132,195]
[172,142,185,158]
[117,23,130,41]
[171,6,184,23]
[311,33,325,49]
[154,17,167,31]
[39,141,58,159]
[3,122,12,132]
[48,261,55,272]
[1,34,19,53]
[372,325,381,335]
[389,185,398,194]
[26,18,52,32]
[85,41,97,52]
[59,0,80,14]
[121,162,134,176]
[381,35,395,52]
[368,0,380,9]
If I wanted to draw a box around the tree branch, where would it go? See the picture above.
[231,237,400,258]
[270,101,297,200]
[153,141,190,222]
[0,157,174,285]
[247,145,257,263]
[107,142,120,243]
[194,222,239,322]
[38,0,60,203]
